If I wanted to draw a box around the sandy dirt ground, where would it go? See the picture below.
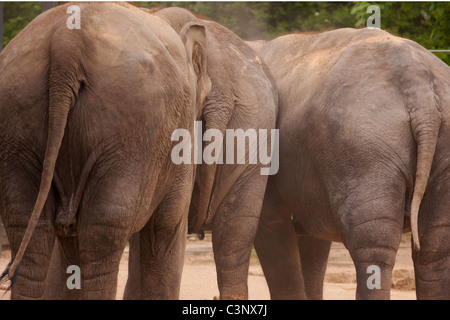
[0,234,416,300]
[175,235,416,300]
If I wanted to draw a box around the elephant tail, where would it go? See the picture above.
[409,91,442,251]
[1,37,85,285]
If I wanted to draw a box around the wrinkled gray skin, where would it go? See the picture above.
[0,2,211,299]
[251,28,450,299]
[124,7,278,300]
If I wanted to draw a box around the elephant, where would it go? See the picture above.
[124,7,278,300]
[0,2,211,299]
[250,28,450,299]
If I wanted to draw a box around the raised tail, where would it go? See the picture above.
[1,43,83,285]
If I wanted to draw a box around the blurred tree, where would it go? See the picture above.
[0,2,448,64]
[351,2,449,64]
[140,2,356,39]
[0,3,3,51]
[428,2,450,63]
[2,2,41,48]
[140,2,272,39]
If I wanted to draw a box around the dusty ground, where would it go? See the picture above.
[175,234,416,300]
[0,234,416,300]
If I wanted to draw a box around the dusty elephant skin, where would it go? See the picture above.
[252,28,450,300]
[124,7,278,300]
[0,2,211,299]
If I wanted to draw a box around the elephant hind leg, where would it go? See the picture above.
[298,236,331,300]
[75,192,139,298]
[351,245,399,300]
[124,205,188,300]
[254,197,306,300]
[76,204,132,300]
[412,175,450,300]
[0,167,56,299]
[133,208,187,300]
[342,199,404,300]
[128,169,192,300]
[78,234,127,299]
[226,172,304,300]
[123,233,141,300]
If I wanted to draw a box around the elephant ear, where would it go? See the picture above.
[180,22,206,78]
[179,22,210,118]
[179,22,213,234]
[181,22,236,234]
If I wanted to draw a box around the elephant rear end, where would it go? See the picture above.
[255,28,450,299]
[409,47,450,299]
[0,2,204,299]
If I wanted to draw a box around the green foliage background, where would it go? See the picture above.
[1,1,449,64]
